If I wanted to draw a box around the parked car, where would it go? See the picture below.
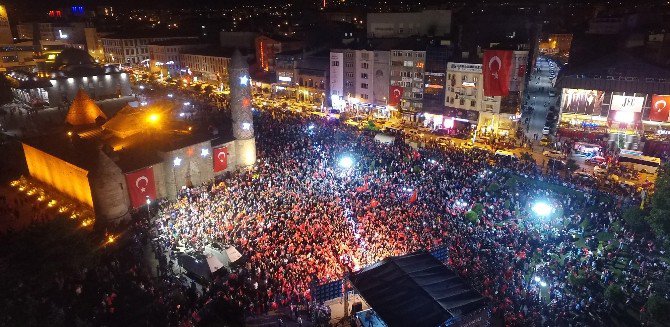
[494,150,516,158]
[542,126,551,135]
[539,136,551,147]
[543,150,567,160]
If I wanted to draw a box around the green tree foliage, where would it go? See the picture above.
[646,294,670,324]
[604,284,625,304]
[622,206,649,234]
[465,210,479,224]
[486,182,500,193]
[565,159,579,172]
[646,164,670,238]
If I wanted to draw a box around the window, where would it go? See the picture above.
[345,81,353,87]
[361,83,368,89]
[416,52,424,58]
[361,73,368,79]
[361,53,370,60]
[414,72,422,79]
[471,100,476,107]
[361,62,369,69]
[345,62,353,68]
[361,94,369,99]
[332,61,339,66]
[460,99,465,105]
[345,52,353,58]
[403,61,413,67]
[413,93,423,99]
[346,72,354,78]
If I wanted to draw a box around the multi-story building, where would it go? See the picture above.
[17,23,55,41]
[101,34,195,66]
[330,48,390,111]
[255,35,303,72]
[148,39,208,76]
[295,54,328,104]
[555,52,670,155]
[0,45,39,71]
[366,10,451,38]
[179,48,233,86]
[390,48,426,121]
[422,42,453,114]
[444,50,528,137]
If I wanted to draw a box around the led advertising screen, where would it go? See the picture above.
[649,95,670,122]
[610,95,644,112]
[560,89,604,115]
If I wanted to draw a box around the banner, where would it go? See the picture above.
[650,95,670,122]
[560,89,604,115]
[125,167,157,209]
[611,95,644,112]
[482,50,512,96]
[213,146,229,172]
[389,86,403,106]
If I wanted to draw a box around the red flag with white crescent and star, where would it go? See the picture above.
[125,167,157,208]
[213,146,229,172]
[483,50,512,97]
[650,95,670,122]
[389,86,403,106]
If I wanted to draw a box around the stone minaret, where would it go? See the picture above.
[229,49,257,167]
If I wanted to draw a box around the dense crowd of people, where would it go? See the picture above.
[146,110,667,326]
[2,106,668,326]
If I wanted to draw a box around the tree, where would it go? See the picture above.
[622,206,649,234]
[486,182,500,193]
[520,152,534,162]
[465,211,479,224]
[646,164,670,238]
[646,294,670,324]
[565,159,579,172]
[604,284,625,304]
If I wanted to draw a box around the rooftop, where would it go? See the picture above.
[557,51,670,94]
[148,38,204,46]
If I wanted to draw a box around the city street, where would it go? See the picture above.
[522,56,561,142]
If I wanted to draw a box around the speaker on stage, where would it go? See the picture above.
[351,302,362,314]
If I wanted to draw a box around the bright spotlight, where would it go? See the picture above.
[308,124,315,130]
[539,281,548,287]
[167,93,173,98]
[533,276,541,283]
[532,202,553,216]
[338,156,354,169]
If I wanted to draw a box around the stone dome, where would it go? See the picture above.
[54,48,95,68]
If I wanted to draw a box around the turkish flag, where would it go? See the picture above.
[409,190,418,204]
[125,167,157,209]
[213,146,229,172]
[389,86,403,106]
[650,95,670,122]
[483,50,512,96]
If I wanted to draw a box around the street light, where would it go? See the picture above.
[532,201,553,216]
[338,156,354,169]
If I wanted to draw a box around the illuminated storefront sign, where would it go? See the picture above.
[611,95,644,112]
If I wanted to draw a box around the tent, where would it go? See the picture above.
[65,89,107,126]
[349,251,489,327]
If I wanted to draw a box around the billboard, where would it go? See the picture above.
[611,95,644,112]
[560,89,604,115]
[649,95,670,122]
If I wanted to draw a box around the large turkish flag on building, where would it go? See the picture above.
[389,86,403,106]
[483,50,513,96]
[213,146,229,172]
[650,95,670,122]
[125,167,157,209]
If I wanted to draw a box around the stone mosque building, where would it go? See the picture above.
[21,50,256,223]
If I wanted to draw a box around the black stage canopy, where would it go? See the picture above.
[349,251,489,327]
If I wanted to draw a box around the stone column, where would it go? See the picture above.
[229,49,256,167]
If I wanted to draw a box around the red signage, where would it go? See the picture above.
[483,50,512,96]
[389,86,403,106]
[125,167,157,209]
[650,95,670,122]
[213,146,229,172]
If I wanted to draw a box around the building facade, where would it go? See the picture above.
[101,35,195,66]
[148,39,207,76]
[330,49,390,112]
[366,10,451,38]
[179,48,232,86]
[390,49,426,120]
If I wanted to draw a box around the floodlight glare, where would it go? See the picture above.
[338,156,354,169]
[308,124,315,130]
[532,202,553,216]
